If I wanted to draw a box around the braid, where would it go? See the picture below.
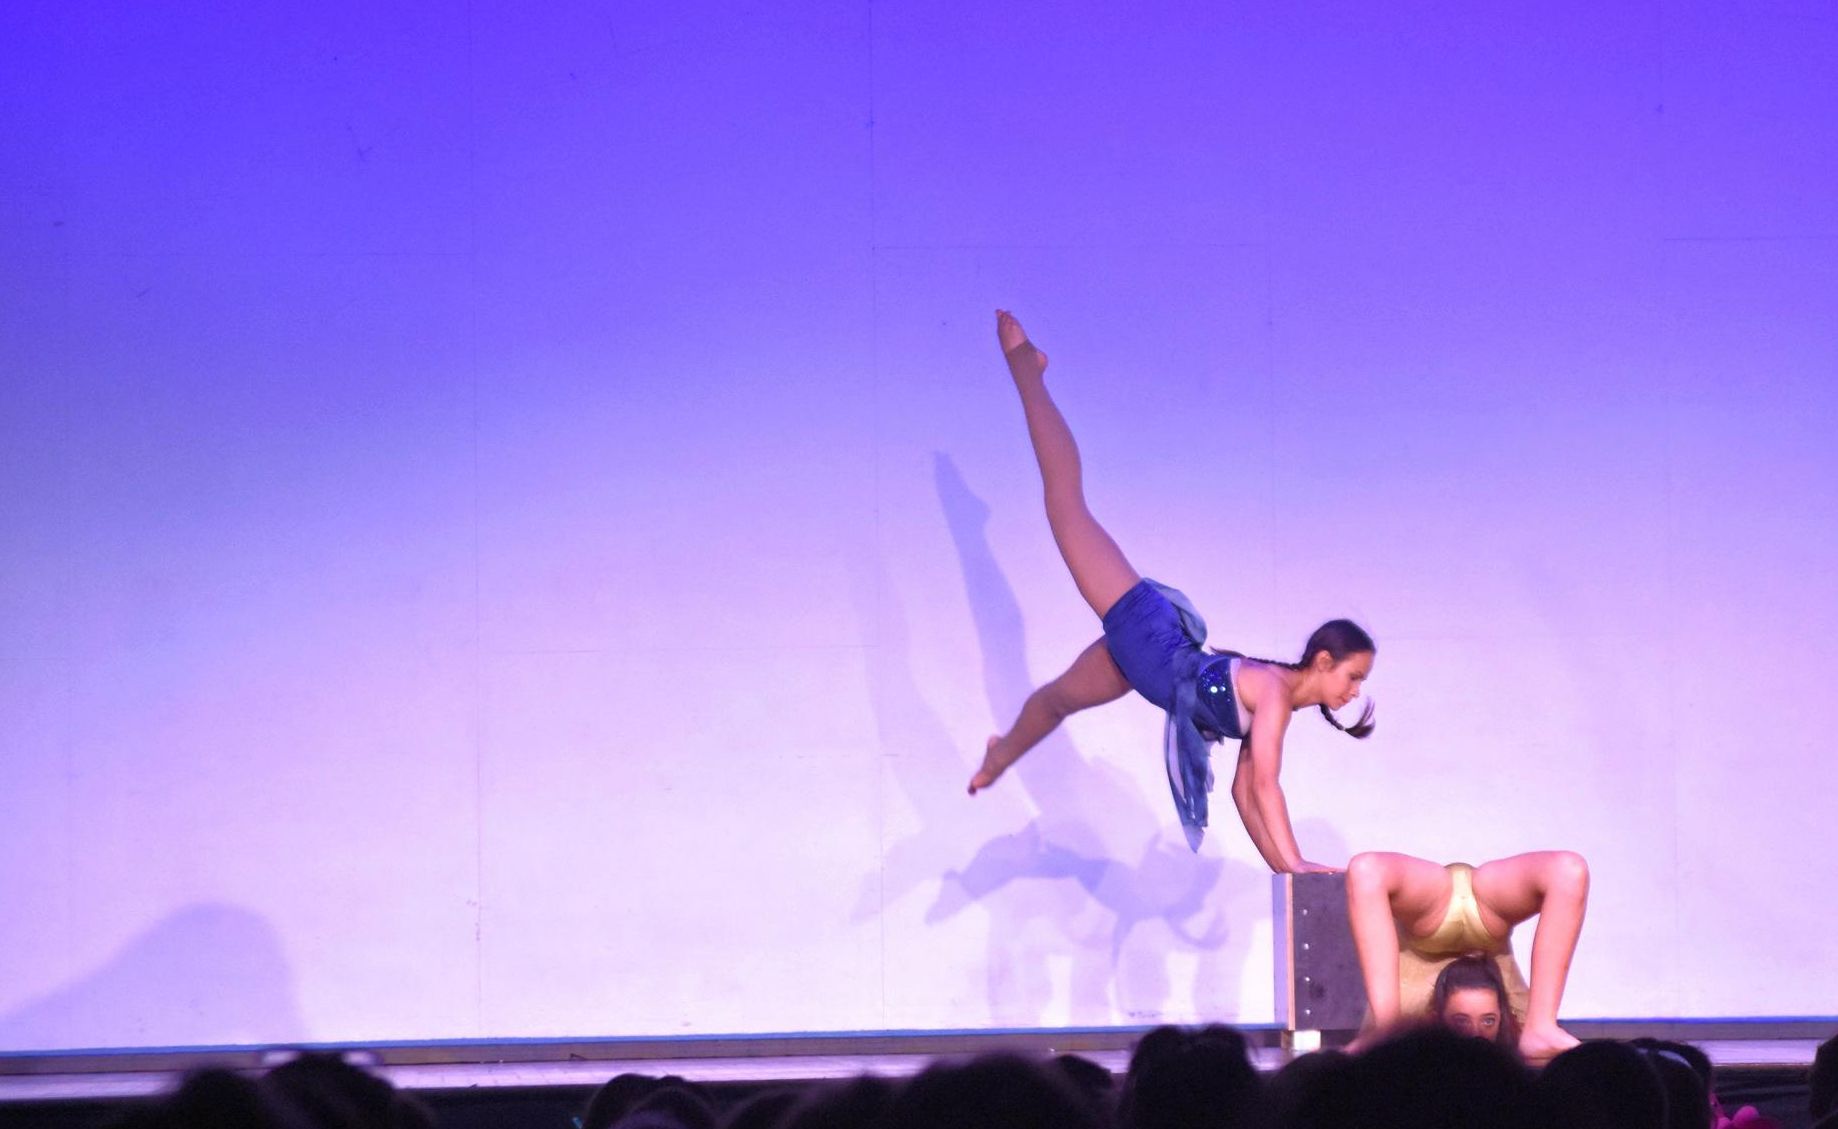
[1319,699,1376,740]
[1211,647,1302,671]
[1214,644,1375,738]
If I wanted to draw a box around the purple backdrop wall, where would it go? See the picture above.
[2,0,1834,1050]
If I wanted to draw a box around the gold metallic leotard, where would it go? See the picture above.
[1395,862,1530,1022]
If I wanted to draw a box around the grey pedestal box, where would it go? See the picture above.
[1272,872,1366,1038]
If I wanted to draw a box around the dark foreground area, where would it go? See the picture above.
[3,1025,1832,1129]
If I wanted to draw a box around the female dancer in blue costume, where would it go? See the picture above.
[967,310,1375,874]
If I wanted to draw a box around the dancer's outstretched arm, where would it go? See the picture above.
[1227,717,1316,875]
[1228,741,1285,871]
[1229,689,1329,873]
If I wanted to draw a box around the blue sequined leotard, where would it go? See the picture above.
[1100,578,1247,850]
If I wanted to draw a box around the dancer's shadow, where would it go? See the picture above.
[851,454,1263,1023]
[0,902,305,1049]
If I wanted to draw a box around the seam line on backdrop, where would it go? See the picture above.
[867,242,1267,252]
[66,251,477,260]
[486,646,877,657]
[465,0,486,1037]
[867,0,889,1032]
[1659,234,1838,243]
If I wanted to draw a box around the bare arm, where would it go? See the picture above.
[1229,675,1322,873]
[1229,741,1287,871]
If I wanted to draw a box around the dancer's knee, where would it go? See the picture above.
[1345,852,1391,898]
[1544,851,1590,897]
[1035,681,1077,722]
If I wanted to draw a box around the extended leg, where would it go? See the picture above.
[1345,851,1454,1029]
[997,310,1141,619]
[970,637,1129,794]
[1471,850,1590,1061]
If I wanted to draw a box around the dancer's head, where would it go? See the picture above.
[1430,956,1520,1049]
[1119,1024,1261,1129]
[1536,1041,1669,1129]
[1302,619,1376,738]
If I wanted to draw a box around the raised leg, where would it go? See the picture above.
[1345,851,1455,1030]
[1471,851,1589,1062]
[969,637,1129,794]
[996,310,1141,619]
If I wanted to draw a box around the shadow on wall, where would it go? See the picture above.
[850,452,1264,1025]
[0,902,304,1051]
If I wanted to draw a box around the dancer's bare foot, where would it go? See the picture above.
[995,309,1047,383]
[1517,1021,1580,1064]
[967,735,1020,795]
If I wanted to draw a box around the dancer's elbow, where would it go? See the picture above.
[1246,773,1285,806]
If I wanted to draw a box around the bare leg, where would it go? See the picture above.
[996,310,1141,618]
[1345,851,1454,1035]
[970,637,1129,794]
[1472,851,1590,1062]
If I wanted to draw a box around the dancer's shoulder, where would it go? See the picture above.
[1232,659,1289,710]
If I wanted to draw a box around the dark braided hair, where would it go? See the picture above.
[1215,618,1376,738]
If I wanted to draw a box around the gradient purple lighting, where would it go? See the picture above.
[1,1,1835,1051]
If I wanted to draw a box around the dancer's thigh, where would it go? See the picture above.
[1044,638,1131,712]
[1471,851,1585,930]
[1347,851,1452,932]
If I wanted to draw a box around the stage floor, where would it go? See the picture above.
[0,1021,1828,1104]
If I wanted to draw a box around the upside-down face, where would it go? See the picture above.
[1439,986,1506,1042]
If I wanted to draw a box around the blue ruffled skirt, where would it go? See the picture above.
[1101,578,1243,851]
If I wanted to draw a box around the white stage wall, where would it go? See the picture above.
[1,1,1834,1050]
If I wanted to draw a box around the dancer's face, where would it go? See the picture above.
[1318,651,1373,710]
[1440,987,1505,1040]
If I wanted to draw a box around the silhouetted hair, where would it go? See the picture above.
[1536,1041,1668,1129]
[259,1052,432,1129]
[1631,1038,1718,1129]
[1430,955,1521,1050]
[1119,1024,1263,1129]
[584,1075,714,1129]
[583,1075,668,1129]
[1814,1032,1838,1121]
[1265,1049,1356,1129]
[1051,1053,1116,1121]
[1630,1039,1713,1087]
[1353,1026,1538,1129]
[1637,1045,1713,1129]
[158,1068,306,1129]
[885,1053,1100,1129]
[778,1075,898,1129]
[720,1087,801,1129]
[621,1082,718,1129]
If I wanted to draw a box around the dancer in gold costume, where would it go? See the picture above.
[1346,850,1589,1062]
